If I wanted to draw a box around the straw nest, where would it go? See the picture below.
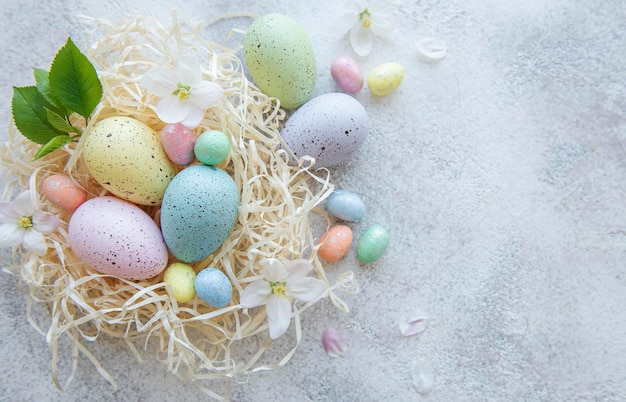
[0,13,358,399]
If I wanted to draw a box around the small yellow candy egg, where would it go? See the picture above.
[163,262,197,303]
[367,62,405,96]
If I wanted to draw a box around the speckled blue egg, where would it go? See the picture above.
[244,14,316,110]
[160,165,239,263]
[279,93,369,167]
[327,189,366,221]
[194,268,232,308]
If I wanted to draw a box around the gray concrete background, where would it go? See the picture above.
[1,0,625,401]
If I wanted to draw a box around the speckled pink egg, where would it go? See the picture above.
[318,225,353,262]
[42,174,87,211]
[160,123,196,166]
[68,196,168,280]
[331,56,363,93]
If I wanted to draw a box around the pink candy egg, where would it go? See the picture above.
[330,56,363,93]
[68,196,169,280]
[318,225,353,262]
[160,123,196,165]
[42,174,87,211]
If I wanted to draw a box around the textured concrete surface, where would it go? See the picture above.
[1,0,626,401]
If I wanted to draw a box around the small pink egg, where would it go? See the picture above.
[318,225,353,262]
[160,123,196,165]
[42,174,88,211]
[330,56,363,93]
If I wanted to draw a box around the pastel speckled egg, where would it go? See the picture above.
[194,130,230,166]
[318,225,353,262]
[244,14,316,110]
[42,174,87,211]
[326,189,365,222]
[331,56,363,93]
[279,93,369,167]
[83,116,177,206]
[163,262,196,303]
[68,196,168,280]
[367,62,405,96]
[195,268,232,308]
[160,165,239,263]
[161,123,196,166]
[357,224,390,263]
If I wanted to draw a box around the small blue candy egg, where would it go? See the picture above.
[194,268,232,308]
[326,189,365,222]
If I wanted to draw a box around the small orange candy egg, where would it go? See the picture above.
[42,174,88,212]
[318,225,353,262]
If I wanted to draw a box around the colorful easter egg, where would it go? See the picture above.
[42,174,87,211]
[160,123,196,166]
[163,262,197,303]
[318,225,353,262]
[194,130,230,166]
[331,56,363,93]
[68,196,168,280]
[243,14,316,109]
[195,268,232,308]
[279,93,369,167]
[367,62,405,96]
[357,224,390,263]
[326,189,365,222]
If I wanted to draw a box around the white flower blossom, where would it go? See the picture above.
[141,55,223,129]
[0,191,60,256]
[337,0,398,57]
[240,258,326,339]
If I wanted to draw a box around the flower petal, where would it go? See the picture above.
[335,12,359,36]
[370,19,395,38]
[285,259,313,279]
[349,25,373,57]
[22,229,47,256]
[266,296,291,339]
[240,279,271,308]
[0,223,24,247]
[32,211,60,234]
[261,258,287,282]
[156,96,190,124]
[0,201,19,222]
[174,55,203,86]
[287,276,325,303]
[322,327,345,358]
[180,106,204,129]
[141,67,177,97]
[399,314,428,336]
[189,81,223,110]
[13,191,34,217]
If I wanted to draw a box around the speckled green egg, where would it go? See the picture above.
[83,116,177,206]
[160,164,240,263]
[244,13,316,110]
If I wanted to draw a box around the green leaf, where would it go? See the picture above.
[45,107,81,134]
[33,135,73,160]
[48,37,102,119]
[11,86,66,144]
[33,68,66,114]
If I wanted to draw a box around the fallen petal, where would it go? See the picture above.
[399,313,428,336]
[415,38,447,63]
[322,327,345,358]
[411,358,434,394]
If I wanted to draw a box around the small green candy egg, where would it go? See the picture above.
[357,224,390,263]
[163,262,197,303]
[194,130,230,166]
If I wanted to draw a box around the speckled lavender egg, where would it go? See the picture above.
[68,196,169,280]
[244,14,316,110]
[160,165,239,263]
[279,93,369,167]
[83,116,177,206]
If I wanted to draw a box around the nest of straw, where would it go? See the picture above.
[0,13,357,398]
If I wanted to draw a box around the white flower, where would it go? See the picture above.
[141,55,223,129]
[240,258,326,339]
[337,0,398,57]
[0,191,60,256]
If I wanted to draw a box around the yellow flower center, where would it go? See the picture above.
[172,82,191,101]
[18,216,33,229]
[269,281,287,298]
[359,9,372,28]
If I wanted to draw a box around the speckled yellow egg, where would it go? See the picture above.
[367,62,405,96]
[244,14,316,110]
[83,116,177,206]
[163,262,196,303]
